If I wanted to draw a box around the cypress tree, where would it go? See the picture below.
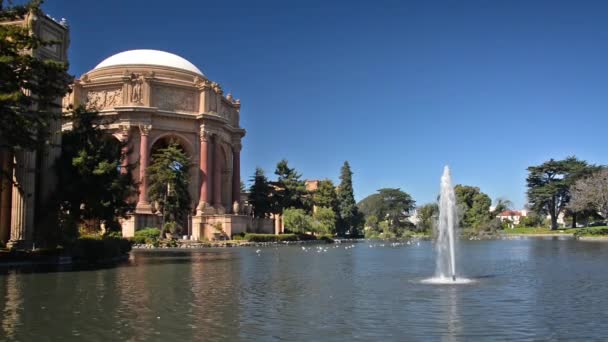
[337,161,362,236]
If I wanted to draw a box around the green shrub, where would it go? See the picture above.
[574,227,608,238]
[232,232,246,240]
[71,236,132,263]
[133,227,161,244]
[243,233,317,242]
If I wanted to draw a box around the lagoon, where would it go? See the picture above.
[1,238,607,341]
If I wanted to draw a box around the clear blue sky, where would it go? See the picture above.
[43,0,608,208]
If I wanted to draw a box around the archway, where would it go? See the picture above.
[149,134,195,235]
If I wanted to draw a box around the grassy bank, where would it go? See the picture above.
[500,226,608,238]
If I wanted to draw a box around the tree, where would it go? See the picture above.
[337,161,362,236]
[357,188,416,235]
[313,179,338,211]
[0,1,71,154]
[273,159,307,213]
[454,185,492,229]
[147,141,191,235]
[416,203,439,233]
[569,169,608,220]
[282,208,313,234]
[312,206,337,235]
[526,157,594,230]
[57,108,137,236]
[492,198,513,215]
[248,167,272,218]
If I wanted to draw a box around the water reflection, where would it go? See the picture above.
[0,240,607,340]
[2,272,21,339]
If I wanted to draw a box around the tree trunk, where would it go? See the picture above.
[550,197,558,230]
[571,212,577,228]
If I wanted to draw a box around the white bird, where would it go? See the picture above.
[256,249,261,253]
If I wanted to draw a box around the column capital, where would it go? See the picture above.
[232,143,242,153]
[199,129,211,142]
[118,124,130,140]
[138,124,151,136]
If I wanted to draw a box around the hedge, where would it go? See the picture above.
[71,236,132,263]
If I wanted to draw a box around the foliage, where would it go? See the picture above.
[0,0,72,153]
[358,188,416,236]
[313,179,338,211]
[57,108,137,235]
[518,212,544,227]
[147,141,191,234]
[492,198,513,215]
[454,185,492,230]
[282,208,314,233]
[337,161,363,236]
[70,235,132,263]
[416,203,438,233]
[243,233,322,243]
[569,169,608,220]
[248,167,273,218]
[364,214,379,231]
[272,159,308,213]
[573,227,608,238]
[526,156,595,230]
[132,228,161,244]
[313,206,337,235]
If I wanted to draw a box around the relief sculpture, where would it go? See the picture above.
[152,86,196,112]
[86,88,122,110]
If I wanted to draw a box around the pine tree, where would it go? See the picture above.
[147,141,191,234]
[248,167,272,218]
[57,108,137,236]
[337,161,362,236]
[273,159,307,213]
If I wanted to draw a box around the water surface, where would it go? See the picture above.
[1,238,607,341]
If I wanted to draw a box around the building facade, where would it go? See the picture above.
[63,49,272,239]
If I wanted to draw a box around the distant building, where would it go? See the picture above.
[496,210,529,228]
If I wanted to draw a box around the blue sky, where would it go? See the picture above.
[43,0,608,208]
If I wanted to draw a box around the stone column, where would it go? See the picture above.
[212,135,223,212]
[0,149,13,243]
[231,143,241,214]
[136,125,151,212]
[196,130,211,214]
[8,150,36,248]
[119,125,130,175]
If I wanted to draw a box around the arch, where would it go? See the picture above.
[149,131,195,158]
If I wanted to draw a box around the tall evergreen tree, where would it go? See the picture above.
[273,159,307,213]
[57,108,137,237]
[248,167,272,218]
[147,142,191,234]
[336,161,362,236]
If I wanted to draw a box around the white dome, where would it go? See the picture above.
[94,49,204,75]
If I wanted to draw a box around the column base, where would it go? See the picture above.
[136,201,153,214]
[196,201,215,215]
[6,239,32,250]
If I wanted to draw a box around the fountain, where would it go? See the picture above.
[422,166,473,284]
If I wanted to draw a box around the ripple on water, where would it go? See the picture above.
[420,277,476,285]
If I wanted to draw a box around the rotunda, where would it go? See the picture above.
[63,49,262,239]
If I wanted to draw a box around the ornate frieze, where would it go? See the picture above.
[86,88,123,110]
[152,85,196,112]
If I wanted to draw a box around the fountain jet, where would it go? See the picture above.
[436,166,458,282]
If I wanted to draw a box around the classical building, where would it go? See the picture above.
[0,12,69,248]
[63,49,272,239]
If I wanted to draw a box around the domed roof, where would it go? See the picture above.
[93,49,204,75]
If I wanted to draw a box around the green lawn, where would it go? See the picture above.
[500,226,608,236]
